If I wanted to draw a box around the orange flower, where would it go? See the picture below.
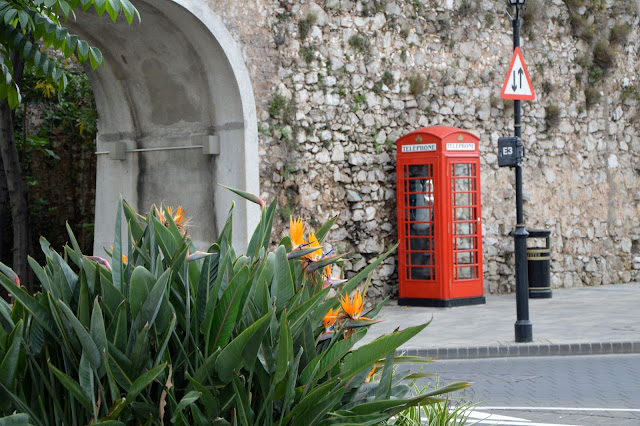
[168,206,185,224]
[340,290,364,320]
[307,231,322,259]
[365,365,377,383]
[322,308,338,331]
[289,216,306,248]
[155,204,191,234]
[323,264,331,280]
[110,245,128,263]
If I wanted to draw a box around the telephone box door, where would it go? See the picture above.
[448,159,483,298]
[398,160,441,299]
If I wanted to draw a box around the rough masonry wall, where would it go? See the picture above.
[213,0,640,302]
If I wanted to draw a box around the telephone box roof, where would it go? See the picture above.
[400,126,479,141]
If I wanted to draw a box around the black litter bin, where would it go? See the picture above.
[526,229,552,299]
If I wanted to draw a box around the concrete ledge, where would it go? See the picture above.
[397,341,640,360]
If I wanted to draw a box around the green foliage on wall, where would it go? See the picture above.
[12,58,98,263]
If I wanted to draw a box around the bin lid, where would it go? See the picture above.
[527,229,551,238]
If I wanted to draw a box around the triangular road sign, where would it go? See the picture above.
[500,47,535,101]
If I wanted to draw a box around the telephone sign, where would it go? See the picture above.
[498,136,523,167]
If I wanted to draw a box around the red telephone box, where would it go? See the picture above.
[396,126,485,307]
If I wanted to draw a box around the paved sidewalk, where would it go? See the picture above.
[359,282,640,359]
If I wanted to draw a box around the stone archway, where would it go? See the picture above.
[67,0,259,254]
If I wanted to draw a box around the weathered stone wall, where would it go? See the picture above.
[213,0,640,302]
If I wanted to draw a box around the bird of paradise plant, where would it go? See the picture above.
[307,231,323,259]
[289,216,306,248]
[339,289,374,321]
[288,217,351,291]
[0,188,471,425]
[323,307,339,332]
[109,245,128,264]
[154,204,191,234]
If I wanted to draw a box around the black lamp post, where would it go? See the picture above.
[507,0,533,343]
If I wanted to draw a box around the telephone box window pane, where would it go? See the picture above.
[410,248,434,266]
[454,192,473,207]
[456,252,474,265]
[408,235,435,281]
[411,251,432,267]
[408,164,433,178]
[454,163,475,177]
[455,237,474,250]
[453,163,472,177]
[410,236,431,256]
[456,222,474,236]
[454,178,472,192]
[409,208,433,225]
[456,266,475,280]
[411,267,433,280]
[409,185,433,206]
[455,208,473,221]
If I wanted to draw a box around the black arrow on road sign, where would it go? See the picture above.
[518,68,524,89]
[511,71,517,91]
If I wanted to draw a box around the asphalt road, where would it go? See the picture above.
[406,354,640,425]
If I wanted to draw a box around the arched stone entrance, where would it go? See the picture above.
[67,0,259,254]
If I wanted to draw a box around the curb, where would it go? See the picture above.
[397,341,640,360]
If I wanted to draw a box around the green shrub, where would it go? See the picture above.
[298,12,318,40]
[592,40,615,72]
[585,86,601,108]
[373,71,394,95]
[409,74,428,97]
[522,0,544,38]
[299,45,316,64]
[541,81,554,95]
[381,70,394,87]
[609,22,631,46]
[621,84,639,102]
[562,0,585,9]
[545,104,561,129]
[348,34,369,54]
[484,12,494,27]
[387,377,474,425]
[0,190,469,424]
[568,13,596,41]
[588,65,604,82]
[353,92,367,111]
[270,93,293,121]
[457,0,474,17]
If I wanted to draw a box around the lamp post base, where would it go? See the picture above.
[515,320,533,342]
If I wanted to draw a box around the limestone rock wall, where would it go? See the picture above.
[214,0,640,302]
